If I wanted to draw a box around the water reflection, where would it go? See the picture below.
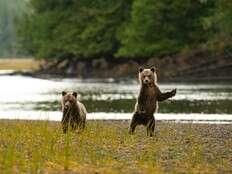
[0,75,232,118]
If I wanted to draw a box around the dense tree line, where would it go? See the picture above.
[17,0,232,61]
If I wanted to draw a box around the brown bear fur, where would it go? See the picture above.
[61,91,87,133]
[129,67,176,136]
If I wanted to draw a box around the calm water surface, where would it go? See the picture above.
[0,73,232,123]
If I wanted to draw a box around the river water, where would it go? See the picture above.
[0,72,232,123]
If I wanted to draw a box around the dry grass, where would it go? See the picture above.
[0,120,232,174]
[0,58,41,70]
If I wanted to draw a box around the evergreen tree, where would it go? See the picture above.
[117,0,215,58]
[19,0,132,60]
[209,0,232,50]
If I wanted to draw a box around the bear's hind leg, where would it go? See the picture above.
[81,120,86,130]
[129,112,140,134]
[146,117,155,137]
[62,122,68,133]
[150,118,155,137]
[77,120,85,131]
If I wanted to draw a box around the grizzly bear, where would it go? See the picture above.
[129,67,176,136]
[61,91,87,133]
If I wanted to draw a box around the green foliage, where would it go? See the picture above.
[19,0,132,60]
[117,0,215,58]
[17,0,230,60]
[208,0,232,51]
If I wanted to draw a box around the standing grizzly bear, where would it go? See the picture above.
[61,91,87,133]
[129,67,176,136]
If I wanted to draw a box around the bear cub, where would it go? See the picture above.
[61,91,87,133]
[129,67,176,136]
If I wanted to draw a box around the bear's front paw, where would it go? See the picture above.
[171,89,177,97]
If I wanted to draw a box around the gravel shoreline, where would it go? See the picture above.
[1,120,232,173]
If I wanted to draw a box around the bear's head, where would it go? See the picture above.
[61,91,77,110]
[138,67,157,85]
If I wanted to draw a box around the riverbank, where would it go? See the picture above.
[1,49,232,83]
[37,50,232,82]
[3,50,232,83]
[0,120,231,173]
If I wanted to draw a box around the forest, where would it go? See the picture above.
[0,0,231,78]
[18,0,232,59]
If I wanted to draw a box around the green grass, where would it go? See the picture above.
[0,120,232,174]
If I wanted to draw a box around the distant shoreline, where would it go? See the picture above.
[1,51,232,83]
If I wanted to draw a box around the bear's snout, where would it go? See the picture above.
[64,105,69,109]
[143,77,151,84]
[64,101,71,109]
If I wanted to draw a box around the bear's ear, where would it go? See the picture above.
[62,91,67,96]
[139,67,144,73]
[72,92,77,98]
[150,67,156,73]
